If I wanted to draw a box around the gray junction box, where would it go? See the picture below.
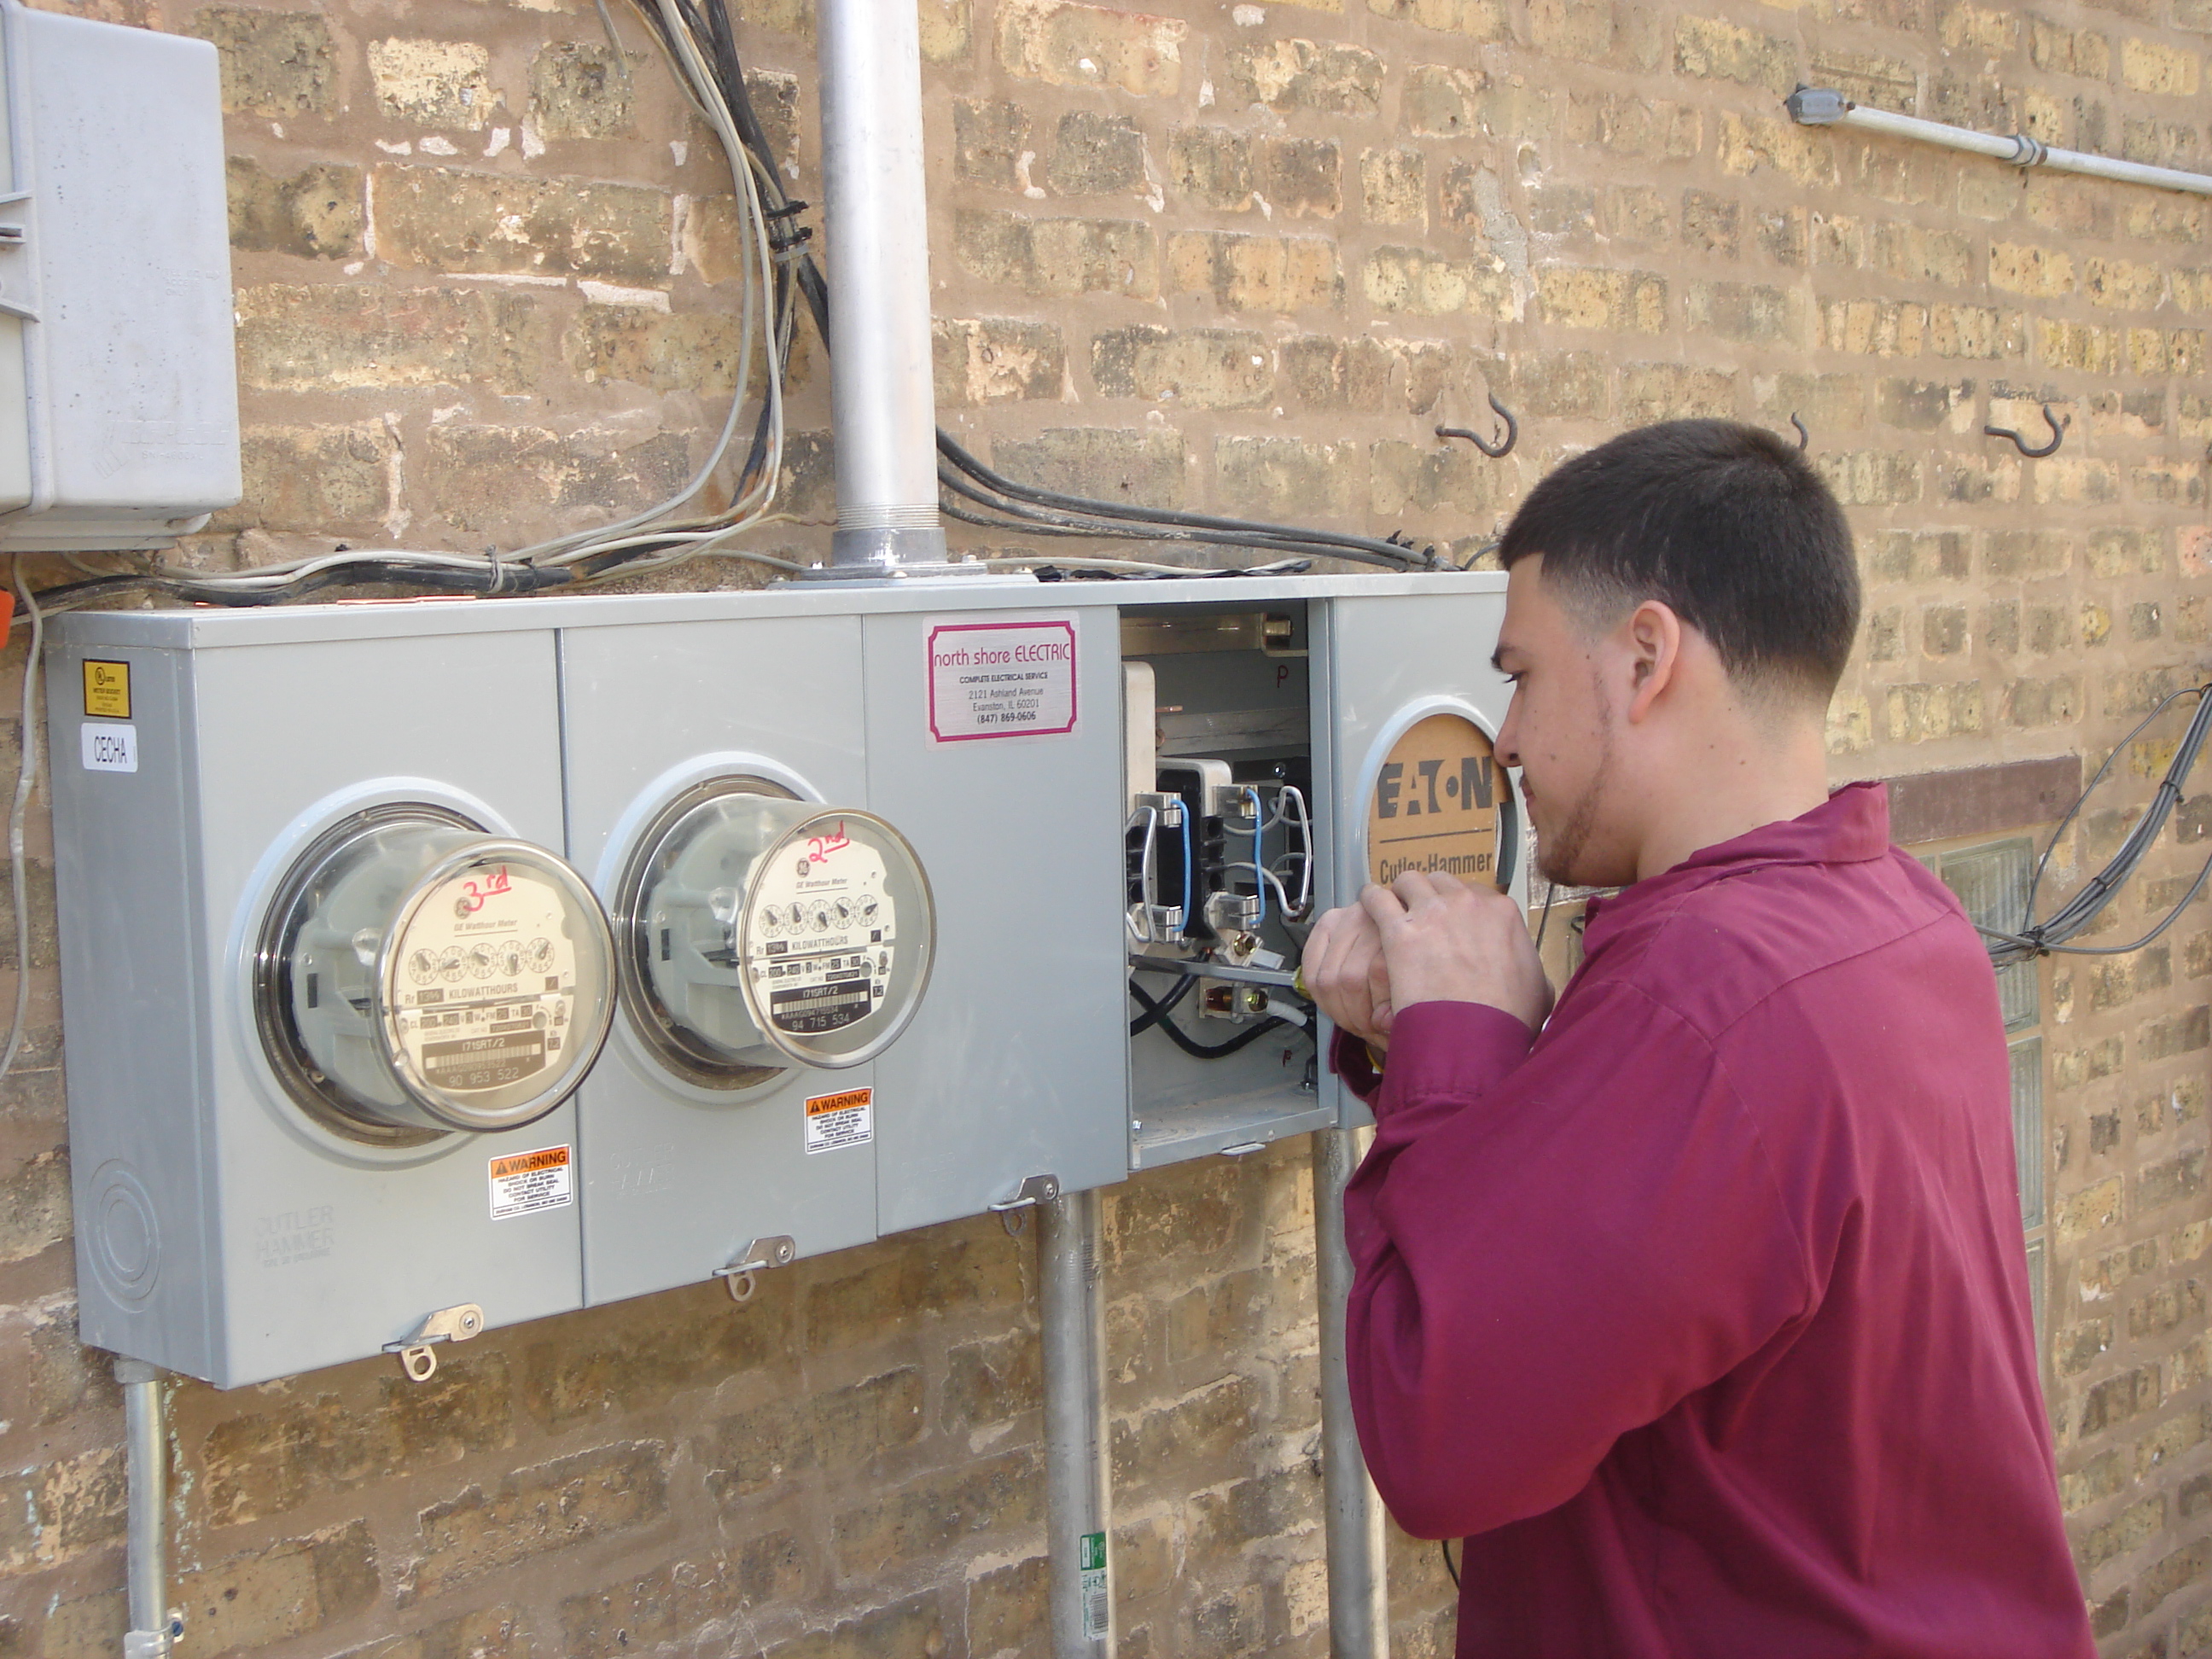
[49,573,1511,1386]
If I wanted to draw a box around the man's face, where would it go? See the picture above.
[1493,556,1627,888]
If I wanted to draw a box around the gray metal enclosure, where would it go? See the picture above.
[46,572,1511,1388]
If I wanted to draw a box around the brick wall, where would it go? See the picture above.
[1,0,2210,1654]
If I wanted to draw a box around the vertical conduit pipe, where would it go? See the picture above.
[814,0,949,572]
[1313,1127,1389,1657]
[1038,1189,1113,1656]
[118,1358,173,1659]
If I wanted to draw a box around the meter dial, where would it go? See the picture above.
[613,777,936,1090]
[252,805,617,1144]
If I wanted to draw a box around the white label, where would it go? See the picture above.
[80,722,137,773]
[1080,1530,1109,1639]
[927,618,1078,742]
[488,1144,573,1219]
[747,825,896,1038]
[390,863,583,1102]
[805,1086,873,1153]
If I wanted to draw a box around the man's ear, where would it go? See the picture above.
[1621,600,1683,725]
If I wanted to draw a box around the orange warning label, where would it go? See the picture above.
[804,1087,873,1154]
[489,1144,572,1179]
[489,1143,573,1219]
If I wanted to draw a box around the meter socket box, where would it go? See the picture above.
[48,574,1513,1387]
[49,607,602,1388]
[1115,574,1521,1167]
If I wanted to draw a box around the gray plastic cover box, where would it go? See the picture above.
[0,0,241,550]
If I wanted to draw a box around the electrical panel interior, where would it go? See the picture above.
[48,575,1509,1388]
[1118,586,1519,1168]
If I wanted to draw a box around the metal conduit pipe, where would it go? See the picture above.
[814,0,950,571]
[1313,1126,1389,1658]
[1787,86,2212,197]
[1038,1190,1114,1656]
[119,1358,177,1659]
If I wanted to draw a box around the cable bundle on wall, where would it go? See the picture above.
[1980,684,2212,967]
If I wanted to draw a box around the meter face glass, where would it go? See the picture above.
[617,782,934,1085]
[744,829,898,1037]
[382,857,602,1121]
[253,808,616,1142]
[735,809,934,1069]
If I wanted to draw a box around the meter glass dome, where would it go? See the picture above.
[617,780,934,1085]
[253,806,616,1142]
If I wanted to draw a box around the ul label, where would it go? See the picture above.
[1366,713,1504,888]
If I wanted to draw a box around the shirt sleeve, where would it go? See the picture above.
[1329,1028,1385,1101]
[1343,984,1814,1540]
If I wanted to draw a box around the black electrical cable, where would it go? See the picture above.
[29,556,577,611]
[687,38,1439,578]
[1982,682,2212,966]
[1126,978,1293,1059]
[1441,1539,1461,1589]
[38,0,1441,619]
[934,428,1435,571]
[1128,969,1196,1035]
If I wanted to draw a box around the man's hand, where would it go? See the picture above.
[1305,899,1396,1050]
[1359,870,1555,1033]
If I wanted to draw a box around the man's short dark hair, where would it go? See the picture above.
[1496,419,1861,701]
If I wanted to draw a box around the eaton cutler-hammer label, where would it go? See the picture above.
[1366,713,1505,888]
[926,618,1078,742]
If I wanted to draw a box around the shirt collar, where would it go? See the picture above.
[1579,781,1892,946]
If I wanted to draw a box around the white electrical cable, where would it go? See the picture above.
[33,0,795,614]
[0,562,44,1082]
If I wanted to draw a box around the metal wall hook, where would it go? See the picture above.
[1984,403,2067,457]
[1436,393,1518,458]
[1789,412,1808,451]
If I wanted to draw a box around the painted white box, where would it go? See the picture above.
[0,0,240,550]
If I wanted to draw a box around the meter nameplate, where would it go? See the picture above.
[390,864,580,1097]
[745,824,895,1036]
[804,1086,874,1154]
[1366,713,1504,888]
[83,660,131,718]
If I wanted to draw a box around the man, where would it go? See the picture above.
[1307,420,2093,1657]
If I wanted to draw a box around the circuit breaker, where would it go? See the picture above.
[49,609,601,1388]
[0,1,241,550]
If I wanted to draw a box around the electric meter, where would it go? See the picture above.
[253,806,617,1144]
[614,779,934,1086]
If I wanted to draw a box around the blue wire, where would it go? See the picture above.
[1179,800,1193,925]
[1247,788,1266,926]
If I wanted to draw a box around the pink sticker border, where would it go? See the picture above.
[926,619,1079,743]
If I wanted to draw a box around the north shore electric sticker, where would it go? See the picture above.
[488,1144,573,1219]
[804,1086,873,1154]
[926,618,1077,742]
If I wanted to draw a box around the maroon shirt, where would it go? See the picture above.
[1336,784,2092,1658]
